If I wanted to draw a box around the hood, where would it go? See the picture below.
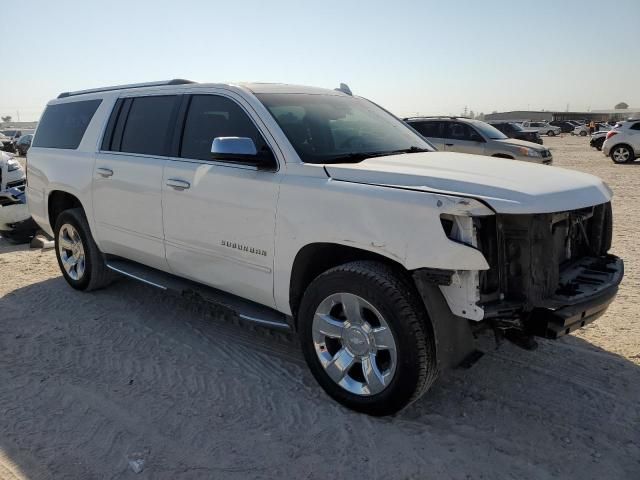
[324,152,611,214]
[493,138,546,150]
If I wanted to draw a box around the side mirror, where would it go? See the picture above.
[211,137,277,169]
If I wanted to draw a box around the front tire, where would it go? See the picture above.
[547,130,555,137]
[580,130,587,137]
[298,261,437,416]
[610,145,634,164]
[54,208,113,291]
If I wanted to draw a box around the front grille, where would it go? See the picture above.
[476,202,612,309]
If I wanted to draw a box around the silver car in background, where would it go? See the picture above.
[405,117,552,164]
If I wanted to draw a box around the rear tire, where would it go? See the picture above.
[580,130,587,137]
[547,130,555,137]
[610,145,634,164]
[54,208,113,291]
[298,261,438,416]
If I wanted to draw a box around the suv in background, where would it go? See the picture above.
[27,80,623,415]
[487,121,543,145]
[602,120,640,163]
[520,121,561,136]
[406,117,552,164]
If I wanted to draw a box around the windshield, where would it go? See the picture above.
[470,121,508,140]
[507,122,525,132]
[256,93,433,163]
[1,130,17,137]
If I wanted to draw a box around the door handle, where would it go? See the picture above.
[96,167,113,178]
[166,179,191,190]
[445,143,454,147]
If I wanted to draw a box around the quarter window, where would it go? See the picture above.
[180,95,267,162]
[410,121,444,138]
[32,100,102,149]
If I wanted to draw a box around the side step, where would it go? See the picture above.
[106,258,291,330]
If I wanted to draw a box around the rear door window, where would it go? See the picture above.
[118,96,178,156]
[32,99,102,149]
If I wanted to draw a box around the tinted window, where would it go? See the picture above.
[411,121,443,138]
[181,95,266,161]
[630,122,640,131]
[445,122,477,141]
[119,96,177,156]
[32,100,101,149]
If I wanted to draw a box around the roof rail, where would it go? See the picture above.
[57,79,196,99]
[402,116,466,121]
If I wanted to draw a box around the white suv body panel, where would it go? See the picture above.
[602,121,640,158]
[27,82,613,320]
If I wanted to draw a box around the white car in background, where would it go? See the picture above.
[602,120,640,163]
[0,151,26,190]
[573,123,611,137]
[520,121,562,137]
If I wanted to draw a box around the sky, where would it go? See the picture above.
[1,0,639,122]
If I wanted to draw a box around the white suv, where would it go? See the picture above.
[602,120,640,163]
[27,80,624,415]
[521,121,562,136]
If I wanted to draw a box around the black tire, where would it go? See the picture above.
[54,208,113,291]
[547,130,555,137]
[298,261,437,416]
[610,144,635,164]
[580,130,587,137]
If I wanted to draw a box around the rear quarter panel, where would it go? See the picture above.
[27,94,117,237]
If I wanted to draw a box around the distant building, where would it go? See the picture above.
[0,121,38,130]
[485,108,640,123]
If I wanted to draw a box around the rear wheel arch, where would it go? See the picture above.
[289,243,409,323]
[48,190,84,230]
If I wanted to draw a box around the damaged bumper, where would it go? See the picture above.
[526,255,623,339]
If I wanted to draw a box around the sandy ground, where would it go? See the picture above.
[0,136,639,479]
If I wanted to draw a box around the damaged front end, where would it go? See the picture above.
[475,202,623,339]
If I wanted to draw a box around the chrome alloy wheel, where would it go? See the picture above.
[58,224,86,281]
[612,147,631,163]
[312,293,397,396]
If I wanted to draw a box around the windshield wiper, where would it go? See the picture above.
[322,146,430,164]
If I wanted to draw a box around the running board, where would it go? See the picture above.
[105,258,291,330]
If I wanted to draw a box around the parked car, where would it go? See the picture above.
[0,129,35,153]
[0,151,26,190]
[14,133,33,156]
[406,117,551,163]
[602,120,640,163]
[520,121,562,136]
[590,131,608,150]
[573,123,611,137]
[27,79,623,415]
[487,121,543,144]
[549,121,576,133]
[0,186,38,243]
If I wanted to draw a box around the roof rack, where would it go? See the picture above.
[57,79,196,99]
